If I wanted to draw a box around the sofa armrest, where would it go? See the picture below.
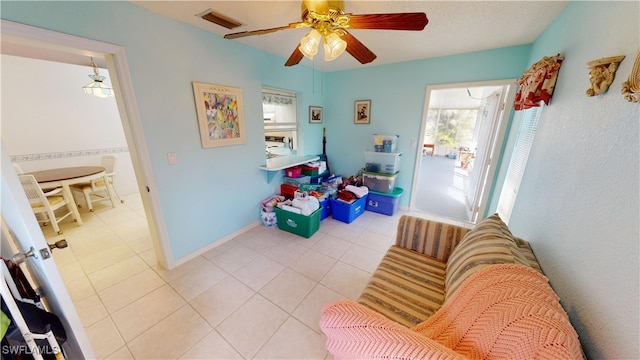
[320,299,467,360]
[395,215,470,262]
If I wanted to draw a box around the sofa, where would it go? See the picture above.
[320,214,585,359]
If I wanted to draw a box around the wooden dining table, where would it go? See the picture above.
[24,166,112,225]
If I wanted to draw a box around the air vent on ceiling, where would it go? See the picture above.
[199,9,242,29]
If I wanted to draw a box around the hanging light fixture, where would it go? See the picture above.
[298,29,322,59]
[82,57,113,98]
[298,19,347,63]
[323,31,347,61]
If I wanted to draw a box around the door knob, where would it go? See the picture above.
[10,246,37,265]
[10,240,68,264]
[48,239,68,251]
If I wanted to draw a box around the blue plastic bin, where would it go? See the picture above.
[366,187,403,216]
[330,195,367,224]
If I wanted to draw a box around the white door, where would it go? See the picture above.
[1,147,95,359]
[464,90,502,222]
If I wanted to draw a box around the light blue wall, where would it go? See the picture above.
[3,2,638,357]
[507,2,639,359]
[0,1,324,259]
[323,46,531,204]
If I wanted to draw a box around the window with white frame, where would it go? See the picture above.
[497,106,542,223]
[263,88,298,158]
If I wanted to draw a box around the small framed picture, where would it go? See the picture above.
[354,100,371,124]
[309,106,323,124]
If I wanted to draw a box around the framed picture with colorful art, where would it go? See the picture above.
[192,82,246,148]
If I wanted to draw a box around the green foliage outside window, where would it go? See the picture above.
[425,108,477,147]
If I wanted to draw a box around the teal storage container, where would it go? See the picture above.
[274,206,321,238]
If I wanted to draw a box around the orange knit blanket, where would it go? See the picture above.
[321,264,584,359]
[414,264,584,359]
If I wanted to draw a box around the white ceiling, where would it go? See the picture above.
[131,0,568,72]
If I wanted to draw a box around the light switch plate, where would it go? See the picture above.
[167,152,177,165]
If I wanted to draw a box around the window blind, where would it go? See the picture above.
[497,106,542,222]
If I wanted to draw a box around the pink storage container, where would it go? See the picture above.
[285,166,302,178]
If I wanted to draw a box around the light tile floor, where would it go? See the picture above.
[43,193,408,359]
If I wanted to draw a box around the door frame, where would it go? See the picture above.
[1,19,173,269]
[409,79,516,224]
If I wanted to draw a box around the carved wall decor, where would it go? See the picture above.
[621,50,640,103]
[585,55,625,96]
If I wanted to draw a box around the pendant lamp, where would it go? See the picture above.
[82,57,113,98]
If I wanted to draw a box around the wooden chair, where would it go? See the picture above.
[71,155,123,212]
[18,174,76,234]
[422,144,435,156]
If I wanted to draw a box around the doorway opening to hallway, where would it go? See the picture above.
[410,80,516,224]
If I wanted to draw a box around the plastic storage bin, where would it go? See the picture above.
[319,198,331,220]
[280,183,298,199]
[274,206,322,238]
[362,171,398,194]
[285,166,302,178]
[366,187,403,216]
[373,134,398,152]
[301,165,319,176]
[283,175,310,186]
[364,151,401,174]
[310,171,329,184]
[330,195,367,224]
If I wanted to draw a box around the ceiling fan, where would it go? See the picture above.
[222,0,428,67]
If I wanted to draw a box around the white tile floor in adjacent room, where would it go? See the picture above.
[42,193,408,359]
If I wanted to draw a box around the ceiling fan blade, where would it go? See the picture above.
[224,22,309,39]
[347,12,428,31]
[284,47,304,67]
[303,0,330,15]
[342,31,377,64]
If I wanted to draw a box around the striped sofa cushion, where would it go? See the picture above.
[444,214,530,300]
[395,216,470,262]
[359,245,447,328]
[514,237,543,273]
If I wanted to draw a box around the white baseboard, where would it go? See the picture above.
[169,220,261,269]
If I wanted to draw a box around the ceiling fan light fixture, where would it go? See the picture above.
[82,57,113,98]
[299,29,322,59]
[323,32,347,61]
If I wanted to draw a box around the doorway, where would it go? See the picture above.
[1,19,171,357]
[410,80,516,224]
